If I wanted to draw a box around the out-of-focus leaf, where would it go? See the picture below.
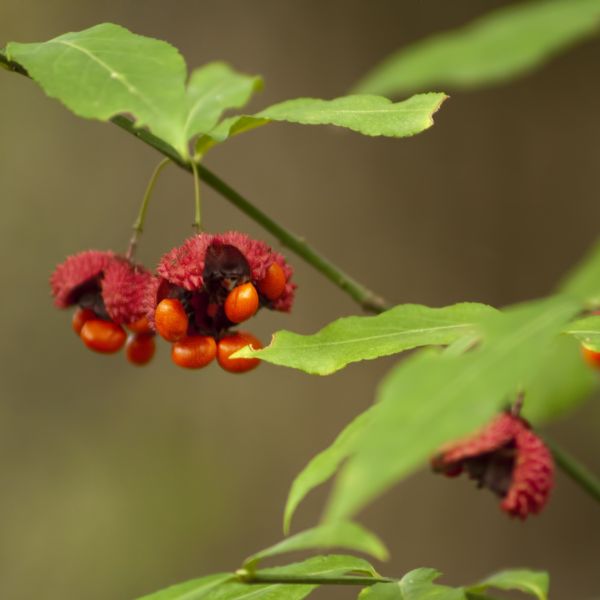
[353,0,600,96]
[235,303,495,375]
[207,555,377,600]
[361,569,465,600]
[284,410,373,534]
[6,24,189,155]
[523,335,597,423]
[196,93,447,152]
[138,556,378,600]
[136,573,232,600]
[564,314,600,350]
[559,238,600,306]
[468,569,549,600]
[324,296,578,521]
[244,522,387,571]
[184,62,262,142]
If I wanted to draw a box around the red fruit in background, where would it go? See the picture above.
[126,333,156,366]
[155,298,188,342]
[258,263,286,301]
[581,344,600,370]
[72,307,96,335]
[171,335,217,369]
[224,282,259,324]
[80,319,126,354]
[432,412,554,519]
[217,332,262,373]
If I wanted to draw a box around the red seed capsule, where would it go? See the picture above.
[224,282,259,324]
[126,333,156,366]
[155,298,188,342]
[582,344,600,370]
[80,319,126,354]
[126,315,152,335]
[72,307,96,335]
[258,263,286,301]
[171,335,217,369]
[217,331,262,373]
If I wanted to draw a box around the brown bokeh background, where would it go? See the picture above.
[1,1,599,599]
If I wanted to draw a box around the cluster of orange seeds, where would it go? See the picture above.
[51,232,295,373]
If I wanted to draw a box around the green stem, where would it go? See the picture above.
[544,436,600,503]
[127,157,171,259]
[190,159,202,232]
[235,569,395,586]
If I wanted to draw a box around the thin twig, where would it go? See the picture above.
[127,157,171,259]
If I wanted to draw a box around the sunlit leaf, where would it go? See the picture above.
[6,23,189,155]
[196,93,447,153]
[324,296,578,521]
[244,522,387,571]
[6,25,262,158]
[468,569,549,600]
[184,62,262,142]
[353,0,600,95]
[235,303,495,375]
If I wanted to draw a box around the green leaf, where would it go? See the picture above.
[256,554,376,578]
[135,573,232,600]
[523,335,597,423]
[244,522,388,571]
[207,555,377,600]
[284,410,372,534]
[184,62,263,143]
[468,569,549,600]
[6,23,189,156]
[559,238,600,306]
[361,569,466,600]
[235,303,495,375]
[6,25,262,158]
[196,93,447,153]
[324,296,578,521]
[564,314,600,350]
[353,0,600,95]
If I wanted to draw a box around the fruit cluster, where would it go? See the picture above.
[51,232,295,372]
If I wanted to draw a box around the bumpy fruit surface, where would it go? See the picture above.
[259,263,286,301]
[72,307,96,335]
[171,335,217,369]
[224,282,259,324]
[126,333,156,366]
[80,319,126,354]
[582,344,600,370]
[155,298,189,342]
[217,332,262,373]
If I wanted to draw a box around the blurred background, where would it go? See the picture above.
[1,1,599,598]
